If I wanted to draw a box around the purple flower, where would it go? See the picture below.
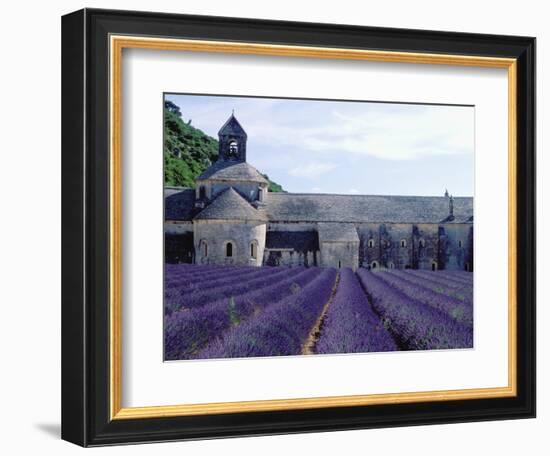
[374,271,473,327]
[357,270,473,351]
[198,269,338,359]
[395,270,473,305]
[165,266,301,315]
[164,267,325,360]
[315,269,397,354]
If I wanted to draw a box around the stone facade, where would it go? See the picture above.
[318,223,360,271]
[194,219,266,267]
[165,114,474,271]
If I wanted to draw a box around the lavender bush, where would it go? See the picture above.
[398,270,473,304]
[165,264,474,361]
[375,271,473,327]
[165,265,255,289]
[315,269,397,354]
[357,270,473,350]
[164,267,323,360]
[436,270,473,285]
[198,268,338,359]
[165,266,299,315]
[164,266,275,306]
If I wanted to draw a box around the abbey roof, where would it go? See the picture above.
[318,222,360,243]
[165,188,473,224]
[265,231,320,252]
[193,187,268,222]
[165,187,196,221]
[196,160,269,183]
[265,193,473,224]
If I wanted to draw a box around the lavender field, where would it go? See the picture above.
[164,264,473,361]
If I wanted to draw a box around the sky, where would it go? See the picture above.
[165,93,474,197]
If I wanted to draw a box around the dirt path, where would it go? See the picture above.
[301,272,341,355]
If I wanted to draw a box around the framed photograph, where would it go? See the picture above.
[61,8,536,447]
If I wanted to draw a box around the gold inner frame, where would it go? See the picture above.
[109,35,518,420]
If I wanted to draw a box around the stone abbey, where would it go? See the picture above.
[165,114,474,271]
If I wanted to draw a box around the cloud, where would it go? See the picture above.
[297,107,473,161]
[166,94,474,163]
[348,188,359,194]
[247,104,474,162]
[164,94,474,196]
[288,162,336,179]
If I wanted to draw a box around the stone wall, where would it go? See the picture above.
[164,219,473,271]
[263,249,318,267]
[414,223,441,270]
[319,241,359,270]
[357,222,472,270]
[164,221,194,264]
[437,224,474,271]
[264,222,320,267]
[164,220,193,235]
[193,219,267,267]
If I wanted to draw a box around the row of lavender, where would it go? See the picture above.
[164,264,473,361]
[164,265,337,359]
[165,266,300,315]
[199,268,337,359]
[313,268,473,354]
[355,270,473,351]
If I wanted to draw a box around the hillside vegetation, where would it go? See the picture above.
[164,100,284,192]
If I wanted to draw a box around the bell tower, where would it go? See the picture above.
[218,112,247,162]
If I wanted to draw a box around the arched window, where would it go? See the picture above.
[199,240,208,257]
[250,241,257,259]
[199,185,206,199]
[400,239,407,248]
[419,239,425,248]
[368,239,374,248]
[226,242,233,257]
[458,240,463,248]
[388,262,395,269]
[228,140,239,157]
[431,261,437,271]
[371,261,379,269]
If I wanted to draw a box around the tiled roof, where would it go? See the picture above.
[265,193,473,224]
[164,187,196,220]
[218,114,247,137]
[196,160,269,183]
[165,188,473,224]
[318,223,360,242]
[193,187,268,222]
[265,231,319,252]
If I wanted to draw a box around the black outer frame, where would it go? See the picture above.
[61,8,536,447]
